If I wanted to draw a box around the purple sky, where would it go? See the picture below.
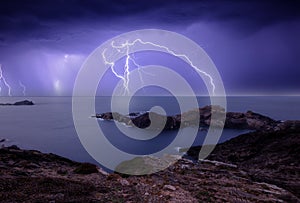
[0,0,299,96]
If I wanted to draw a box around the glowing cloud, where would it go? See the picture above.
[54,79,61,93]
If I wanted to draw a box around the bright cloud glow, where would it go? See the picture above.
[54,79,61,93]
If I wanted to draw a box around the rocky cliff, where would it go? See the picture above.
[188,120,300,199]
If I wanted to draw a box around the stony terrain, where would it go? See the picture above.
[188,120,300,200]
[0,135,299,202]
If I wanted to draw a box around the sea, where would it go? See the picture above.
[0,96,299,168]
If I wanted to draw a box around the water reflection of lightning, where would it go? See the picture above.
[102,39,216,95]
[19,81,26,96]
[0,64,12,96]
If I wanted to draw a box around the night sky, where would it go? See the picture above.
[0,0,299,96]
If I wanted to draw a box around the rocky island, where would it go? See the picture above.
[0,100,34,106]
[95,105,280,131]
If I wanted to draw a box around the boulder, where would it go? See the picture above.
[74,163,99,174]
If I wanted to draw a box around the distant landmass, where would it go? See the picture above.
[0,100,34,106]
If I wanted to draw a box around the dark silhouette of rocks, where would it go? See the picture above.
[225,110,278,130]
[95,105,279,131]
[0,100,34,106]
[13,100,34,105]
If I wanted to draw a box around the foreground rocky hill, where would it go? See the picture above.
[188,120,300,199]
[0,146,297,202]
[1,126,299,203]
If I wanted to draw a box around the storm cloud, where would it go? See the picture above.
[0,0,299,95]
[1,0,299,40]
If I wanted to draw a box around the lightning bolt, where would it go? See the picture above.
[0,64,12,96]
[19,81,26,96]
[130,53,155,86]
[102,49,129,94]
[102,39,216,95]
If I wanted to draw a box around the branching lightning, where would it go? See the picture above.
[0,64,12,96]
[0,64,27,96]
[102,39,216,95]
[19,81,26,96]
[129,53,155,87]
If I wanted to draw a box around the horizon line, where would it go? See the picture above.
[1,94,300,97]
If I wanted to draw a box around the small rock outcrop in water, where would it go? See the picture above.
[0,100,34,106]
[95,105,279,131]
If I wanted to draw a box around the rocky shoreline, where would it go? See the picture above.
[0,142,299,202]
[188,120,300,199]
[0,107,299,202]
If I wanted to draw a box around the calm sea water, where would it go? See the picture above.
[0,96,299,166]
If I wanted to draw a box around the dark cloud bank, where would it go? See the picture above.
[0,0,299,95]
